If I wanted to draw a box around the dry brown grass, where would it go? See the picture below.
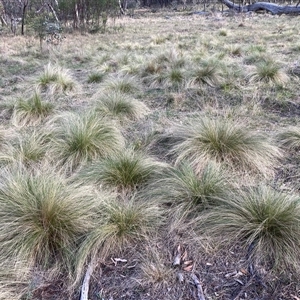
[1,9,300,300]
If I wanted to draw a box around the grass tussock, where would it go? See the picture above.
[171,117,282,177]
[139,249,174,289]
[0,165,98,272]
[102,74,141,94]
[10,130,49,167]
[149,162,231,212]
[0,261,30,300]
[87,71,106,84]
[37,63,78,94]
[78,148,165,194]
[76,196,163,275]
[12,92,54,126]
[248,59,289,85]
[277,127,300,152]
[202,186,300,273]
[0,127,19,166]
[188,58,224,87]
[93,91,150,124]
[48,111,125,172]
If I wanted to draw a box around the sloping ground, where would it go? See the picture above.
[1,8,300,300]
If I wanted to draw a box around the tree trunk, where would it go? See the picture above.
[21,0,28,35]
[220,0,300,14]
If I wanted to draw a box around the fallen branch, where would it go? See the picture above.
[220,0,300,14]
[191,273,206,300]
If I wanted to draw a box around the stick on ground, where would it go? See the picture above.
[80,261,96,300]
[191,273,206,300]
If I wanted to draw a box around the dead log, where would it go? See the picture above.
[220,0,300,14]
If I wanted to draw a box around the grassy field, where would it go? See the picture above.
[1,8,300,299]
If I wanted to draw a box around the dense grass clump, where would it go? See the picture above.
[248,59,289,85]
[87,72,106,83]
[76,196,163,274]
[102,74,140,94]
[48,111,125,171]
[0,261,30,300]
[148,162,230,213]
[78,148,165,194]
[189,58,223,87]
[171,117,281,177]
[202,186,300,273]
[93,91,150,124]
[277,127,300,152]
[10,130,49,167]
[0,166,98,271]
[0,127,17,166]
[37,63,78,94]
[12,92,54,126]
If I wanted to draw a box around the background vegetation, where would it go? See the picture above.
[1,2,300,299]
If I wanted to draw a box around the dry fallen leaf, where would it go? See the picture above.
[240,268,248,275]
[183,262,194,272]
[183,260,194,266]
[181,249,188,261]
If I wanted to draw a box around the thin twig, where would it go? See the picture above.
[80,260,96,300]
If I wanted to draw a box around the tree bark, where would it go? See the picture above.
[220,0,300,14]
[21,0,28,35]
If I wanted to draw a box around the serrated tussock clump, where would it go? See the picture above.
[277,126,300,152]
[170,117,282,177]
[12,92,54,126]
[147,162,231,213]
[37,63,78,94]
[248,59,289,85]
[78,148,166,194]
[93,91,150,124]
[0,166,99,272]
[102,74,140,94]
[188,58,224,87]
[75,196,164,280]
[202,186,300,274]
[48,111,125,172]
